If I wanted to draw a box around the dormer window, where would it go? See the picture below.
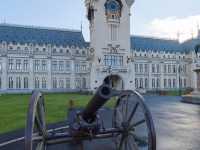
[9,46,13,50]
[82,51,86,55]
[66,49,70,54]
[76,50,79,54]
[17,47,20,50]
[43,48,46,52]
[36,48,39,51]
[60,49,63,53]
[53,48,56,53]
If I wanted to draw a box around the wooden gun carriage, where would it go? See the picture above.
[25,84,156,150]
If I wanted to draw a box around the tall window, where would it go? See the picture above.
[9,59,14,70]
[16,77,21,89]
[8,77,13,89]
[156,64,160,73]
[53,78,57,88]
[0,77,1,89]
[135,64,138,73]
[152,64,155,73]
[0,63,2,72]
[184,79,187,87]
[164,79,167,88]
[157,78,160,88]
[52,61,57,71]
[59,61,64,71]
[66,79,70,88]
[42,77,47,89]
[145,78,148,89]
[16,59,21,70]
[164,64,167,73]
[152,79,156,89]
[144,64,148,73]
[168,79,171,88]
[139,64,143,73]
[139,78,143,88]
[59,79,64,88]
[173,65,176,73]
[75,79,81,89]
[110,24,118,41]
[34,60,40,71]
[135,78,138,88]
[173,79,176,88]
[41,60,47,71]
[24,60,28,71]
[66,61,71,71]
[35,77,40,89]
[168,64,171,73]
[24,77,29,89]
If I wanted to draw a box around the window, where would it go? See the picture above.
[42,60,47,71]
[164,79,167,88]
[75,63,80,73]
[173,65,176,73]
[139,78,143,88]
[24,77,29,89]
[16,77,21,89]
[52,61,57,71]
[110,24,118,41]
[16,59,21,70]
[145,78,148,89]
[59,61,64,71]
[42,77,47,89]
[35,77,40,89]
[168,79,171,88]
[184,79,187,87]
[66,79,70,88]
[144,64,148,73]
[139,64,143,73]
[157,78,160,88]
[152,64,155,73]
[135,78,138,88]
[173,79,176,88]
[75,79,81,89]
[168,64,171,73]
[43,48,46,52]
[59,79,64,88]
[53,78,57,88]
[24,60,28,71]
[164,64,167,73]
[104,55,123,66]
[152,79,156,88]
[135,64,138,73]
[34,60,40,71]
[9,59,14,70]
[156,64,160,73]
[66,61,71,71]
[8,77,13,89]
[0,63,2,72]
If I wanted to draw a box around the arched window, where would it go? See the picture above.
[35,77,40,89]
[24,77,29,89]
[42,77,47,89]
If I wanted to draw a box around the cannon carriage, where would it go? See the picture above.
[25,84,156,150]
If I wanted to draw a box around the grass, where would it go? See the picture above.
[0,93,115,134]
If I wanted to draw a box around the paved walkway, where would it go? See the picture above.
[0,96,200,150]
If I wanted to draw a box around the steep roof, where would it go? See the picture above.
[131,36,184,52]
[0,23,87,48]
[182,38,200,51]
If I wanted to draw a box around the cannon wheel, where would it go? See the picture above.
[25,91,48,150]
[113,91,156,150]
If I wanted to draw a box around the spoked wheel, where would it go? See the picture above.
[25,91,48,150]
[113,91,156,150]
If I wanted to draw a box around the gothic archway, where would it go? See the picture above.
[103,74,123,90]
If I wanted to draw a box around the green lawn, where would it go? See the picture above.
[0,93,115,134]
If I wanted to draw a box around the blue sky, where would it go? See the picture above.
[0,0,200,41]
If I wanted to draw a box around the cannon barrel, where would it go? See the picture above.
[81,84,112,123]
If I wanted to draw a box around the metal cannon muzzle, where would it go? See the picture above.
[81,84,112,123]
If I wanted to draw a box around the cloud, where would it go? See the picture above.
[146,15,200,42]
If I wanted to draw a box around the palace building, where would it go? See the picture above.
[0,0,199,93]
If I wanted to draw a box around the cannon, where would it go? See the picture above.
[25,84,156,150]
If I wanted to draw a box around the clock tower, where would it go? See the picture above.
[85,0,135,90]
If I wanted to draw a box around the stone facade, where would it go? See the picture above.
[0,0,199,93]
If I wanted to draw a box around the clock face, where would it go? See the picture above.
[106,0,120,13]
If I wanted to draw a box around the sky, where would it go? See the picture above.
[0,0,200,42]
